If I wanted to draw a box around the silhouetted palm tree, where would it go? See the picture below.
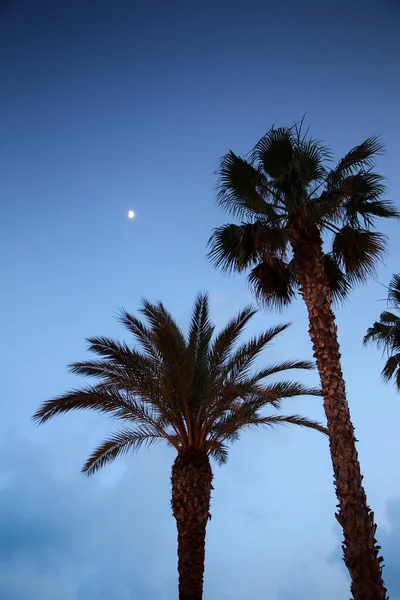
[364,274,400,388]
[208,121,399,600]
[33,293,325,600]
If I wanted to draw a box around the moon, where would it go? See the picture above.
[128,210,135,219]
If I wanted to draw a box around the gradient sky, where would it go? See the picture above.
[1,0,400,598]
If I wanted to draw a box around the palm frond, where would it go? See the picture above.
[322,252,352,303]
[381,354,400,383]
[117,309,161,361]
[208,441,229,465]
[379,311,400,325]
[251,359,316,381]
[251,127,294,178]
[332,226,387,283]
[364,321,393,347]
[86,336,133,363]
[210,407,326,445]
[82,427,164,476]
[208,380,263,415]
[74,342,168,406]
[139,300,187,353]
[187,292,214,357]
[364,315,400,359]
[207,379,322,436]
[364,273,400,391]
[307,193,343,223]
[328,136,384,183]
[223,324,290,381]
[318,174,394,229]
[69,350,151,383]
[68,359,123,379]
[296,137,331,185]
[252,381,322,402]
[32,386,159,425]
[216,151,277,219]
[186,293,215,415]
[207,223,260,273]
[208,221,292,274]
[345,171,386,198]
[139,299,188,401]
[253,414,328,435]
[247,258,298,310]
[340,173,398,228]
[209,305,257,376]
[249,359,316,381]
[236,381,322,412]
[68,352,171,420]
[388,274,400,308]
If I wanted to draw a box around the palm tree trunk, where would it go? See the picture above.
[171,448,213,600]
[290,222,387,600]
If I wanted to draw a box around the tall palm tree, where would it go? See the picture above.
[364,274,400,388]
[33,293,326,600]
[208,121,399,600]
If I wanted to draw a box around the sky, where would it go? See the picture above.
[1,0,400,598]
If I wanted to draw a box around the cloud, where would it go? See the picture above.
[276,561,349,600]
[277,568,317,600]
[0,432,177,600]
[378,499,400,598]
[3,429,397,599]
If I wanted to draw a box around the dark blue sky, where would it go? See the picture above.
[1,1,400,598]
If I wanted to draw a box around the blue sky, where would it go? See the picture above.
[1,0,400,598]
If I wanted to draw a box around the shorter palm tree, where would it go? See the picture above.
[364,274,400,388]
[33,293,326,600]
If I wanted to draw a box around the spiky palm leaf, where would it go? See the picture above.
[33,294,325,475]
[364,274,400,390]
[208,122,399,306]
[388,274,400,308]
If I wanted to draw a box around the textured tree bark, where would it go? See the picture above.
[290,221,387,600]
[171,449,213,600]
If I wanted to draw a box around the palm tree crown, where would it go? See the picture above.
[208,120,398,308]
[33,293,325,475]
[364,274,400,388]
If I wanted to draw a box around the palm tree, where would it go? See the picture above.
[364,274,400,388]
[33,293,326,600]
[208,121,399,600]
